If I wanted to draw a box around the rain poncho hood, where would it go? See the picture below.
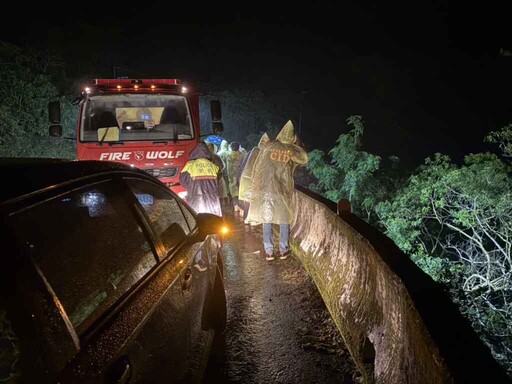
[189,142,212,160]
[206,143,223,169]
[238,133,270,202]
[276,120,295,144]
[217,140,229,155]
[179,142,222,216]
[246,122,308,224]
[258,133,270,148]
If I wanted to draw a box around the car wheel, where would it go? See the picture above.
[202,265,227,332]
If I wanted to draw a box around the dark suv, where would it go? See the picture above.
[0,159,227,383]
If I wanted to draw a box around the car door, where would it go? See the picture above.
[123,177,219,382]
[6,176,190,383]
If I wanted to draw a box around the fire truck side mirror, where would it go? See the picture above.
[212,122,224,134]
[49,125,63,137]
[210,100,222,122]
[49,101,61,125]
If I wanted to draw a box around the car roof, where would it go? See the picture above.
[0,158,152,203]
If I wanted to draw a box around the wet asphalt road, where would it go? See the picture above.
[202,212,359,384]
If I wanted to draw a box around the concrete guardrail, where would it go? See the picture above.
[290,186,510,383]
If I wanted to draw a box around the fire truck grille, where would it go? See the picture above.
[145,167,179,179]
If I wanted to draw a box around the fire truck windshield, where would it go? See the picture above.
[80,94,193,143]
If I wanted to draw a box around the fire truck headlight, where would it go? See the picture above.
[84,87,91,94]
[178,191,188,199]
[181,86,188,93]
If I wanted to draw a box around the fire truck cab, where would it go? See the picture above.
[49,79,223,197]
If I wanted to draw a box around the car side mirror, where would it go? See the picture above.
[49,101,62,137]
[195,213,228,241]
[49,124,63,137]
[49,101,61,124]
[210,100,222,122]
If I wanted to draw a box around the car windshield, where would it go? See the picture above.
[80,94,194,143]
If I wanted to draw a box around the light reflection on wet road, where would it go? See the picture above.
[202,213,358,384]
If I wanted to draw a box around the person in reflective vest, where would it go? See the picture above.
[179,142,222,217]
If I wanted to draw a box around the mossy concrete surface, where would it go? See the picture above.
[290,189,452,384]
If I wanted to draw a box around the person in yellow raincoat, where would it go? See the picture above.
[179,142,222,217]
[216,140,231,206]
[246,120,308,261]
[206,142,227,203]
[225,141,244,211]
[237,132,270,223]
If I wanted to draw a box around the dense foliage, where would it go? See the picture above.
[198,85,300,148]
[0,43,77,158]
[307,116,512,376]
[0,63,76,158]
[306,116,404,223]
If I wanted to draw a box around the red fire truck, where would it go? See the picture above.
[49,78,223,198]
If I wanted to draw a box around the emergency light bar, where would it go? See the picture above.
[94,79,182,85]
[83,79,188,95]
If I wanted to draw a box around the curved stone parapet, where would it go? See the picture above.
[290,187,509,384]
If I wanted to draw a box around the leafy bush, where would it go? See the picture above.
[377,151,512,375]
[0,64,76,158]
[306,115,404,223]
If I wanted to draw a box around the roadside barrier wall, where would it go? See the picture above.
[290,186,509,383]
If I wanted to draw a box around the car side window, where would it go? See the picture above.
[124,178,190,254]
[10,180,157,336]
[180,203,197,231]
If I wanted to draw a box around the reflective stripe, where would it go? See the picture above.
[182,158,219,178]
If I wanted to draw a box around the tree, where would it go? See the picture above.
[377,151,512,374]
[306,115,402,222]
[0,42,66,75]
[0,63,76,158]
[485,124,512,160]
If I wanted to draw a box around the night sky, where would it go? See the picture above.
[2,2,510,167]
